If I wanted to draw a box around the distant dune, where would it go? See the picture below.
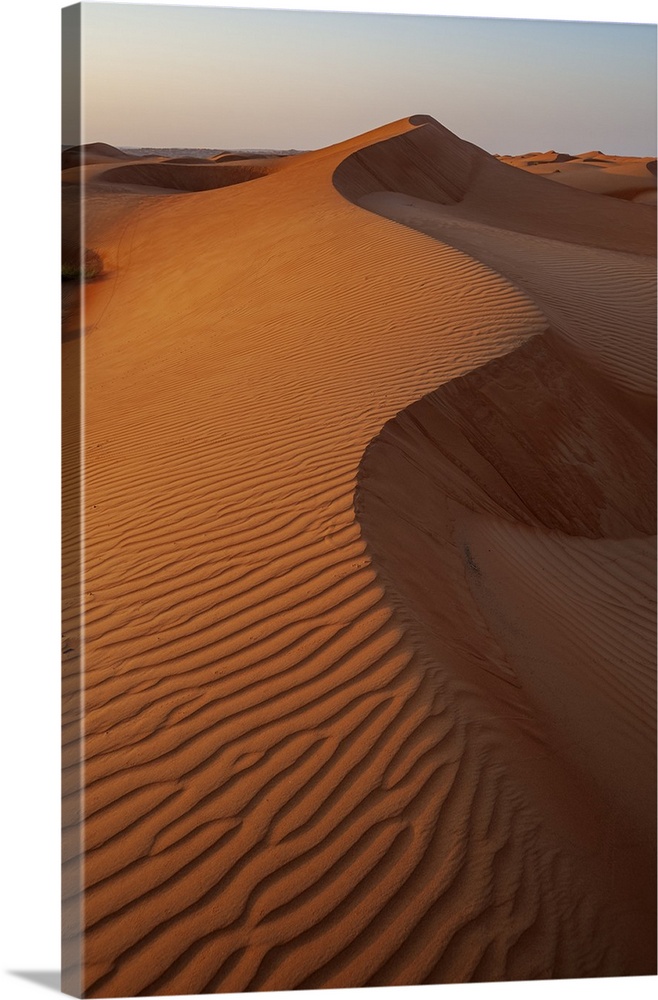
[211,151,278,162]
[62,114,656,997]
[95,159,275,192]
[499,149,657,203]
[61,141,136,169]
[61,153,285,194]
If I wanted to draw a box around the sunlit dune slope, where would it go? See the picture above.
[356,189,656,428]
[499,150,657,203]
[62,115,656,997]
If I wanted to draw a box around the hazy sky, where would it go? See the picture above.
[75,1,655,154]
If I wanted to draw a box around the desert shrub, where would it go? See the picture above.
[61,246,103,282]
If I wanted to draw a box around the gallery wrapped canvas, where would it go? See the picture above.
[62,2,657,997]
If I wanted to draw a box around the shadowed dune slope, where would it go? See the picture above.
[350,118,656,969]
[332,114,483,204]
[356,334,655,825]
[335,116,655,255]
[62,142,135,169]
[163,156,216,164]
[357,189,657,430]
[63,115,656,996]
[64,141,133,158]
[97,160,275,192]
[211,152,276,162]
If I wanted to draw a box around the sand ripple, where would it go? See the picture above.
[62,116,656,994]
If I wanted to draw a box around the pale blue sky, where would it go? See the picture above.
[77,1,657,154]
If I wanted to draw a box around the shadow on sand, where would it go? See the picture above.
[9,971,61,993]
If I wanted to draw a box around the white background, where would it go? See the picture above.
[1,1,655,998]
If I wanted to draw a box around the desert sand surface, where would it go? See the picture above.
[499,149,657,204]
[62,115,656,996]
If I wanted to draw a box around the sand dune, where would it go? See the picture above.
[62,115,656,995]
[211,152,276,162]
[357,190,656,426]
[95,159,277,192]
[62,142,136,169]
[500,150,657,202]
[61,157,280,194]
[163,156,216,164]
[356,331,655,820]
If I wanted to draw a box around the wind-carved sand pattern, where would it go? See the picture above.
[62,116,656,996]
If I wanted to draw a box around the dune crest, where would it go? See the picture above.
[335,116,655,254]
[63,114,656,995]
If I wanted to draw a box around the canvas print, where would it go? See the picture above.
[61,2,657,996]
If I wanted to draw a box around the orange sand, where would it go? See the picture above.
[499,149,657,204]
[62,116,656,996]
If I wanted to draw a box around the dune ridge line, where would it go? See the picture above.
[62,114,656,995]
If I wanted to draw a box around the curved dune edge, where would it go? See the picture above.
[97,160,275,192]
[357,189,657,429]
[346,120,656,973]
[355,330,655,811]
[63,116,656,995]
[354,335,657,975]
[62,155,287,195]
[62,159,277,193]
[334,116,656,257]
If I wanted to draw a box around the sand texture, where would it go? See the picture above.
[62,116,656,996]
[499,150,657,204]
